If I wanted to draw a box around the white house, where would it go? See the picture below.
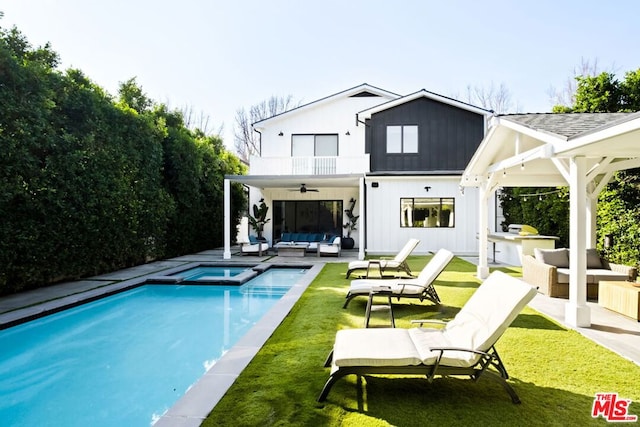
[223,83,494,259]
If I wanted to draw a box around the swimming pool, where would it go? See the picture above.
[0,267,308,426]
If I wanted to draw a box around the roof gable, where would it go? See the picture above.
[358,89,492,120]
[252,83,400,129]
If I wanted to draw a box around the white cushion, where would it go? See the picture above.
[333,328,422,367]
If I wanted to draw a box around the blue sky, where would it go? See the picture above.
[2,0,640,148]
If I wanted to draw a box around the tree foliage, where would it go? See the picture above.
[0,25,246,294]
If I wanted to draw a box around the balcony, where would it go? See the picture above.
[249,155,370,176]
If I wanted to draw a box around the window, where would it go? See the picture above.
[400,197,455,228]
[292,134,338,156]
[386,125,418,153]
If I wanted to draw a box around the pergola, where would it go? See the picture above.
[461,112,640,327]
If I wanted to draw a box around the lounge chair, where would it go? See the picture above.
[343,248,454,308]
[346,238,420,279]
[319,271,538,403]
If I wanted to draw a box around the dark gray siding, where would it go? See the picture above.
[366,97,485,173]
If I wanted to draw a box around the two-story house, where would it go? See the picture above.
[222,83,493,260]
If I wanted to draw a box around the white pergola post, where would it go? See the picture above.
[477,183,490,279]
[565,157,590,327]
[358,176,365,261]
[223,178,231,259]
[586,195,598,249]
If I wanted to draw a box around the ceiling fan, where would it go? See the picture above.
[289,183,319,193]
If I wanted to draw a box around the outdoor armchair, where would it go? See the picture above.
[319,271,538,404]
[240,235,269,256]
[343,248,454,308]
[318,237,341,257]
[346,238,420,278]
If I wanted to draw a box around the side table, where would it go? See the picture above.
[364,286,395,328]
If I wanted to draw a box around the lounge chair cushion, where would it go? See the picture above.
[333,328,422,368]
[349,280,424,297]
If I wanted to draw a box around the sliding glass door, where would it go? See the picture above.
[273,200,343,240]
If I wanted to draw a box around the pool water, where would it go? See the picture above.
[0,268,306,426]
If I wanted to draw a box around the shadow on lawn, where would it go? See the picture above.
[329,374,621,426]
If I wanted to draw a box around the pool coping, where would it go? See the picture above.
[154,263,323,426]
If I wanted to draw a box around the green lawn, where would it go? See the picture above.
[203,256,640,426]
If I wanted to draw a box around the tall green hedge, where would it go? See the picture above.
[0,27,246,294]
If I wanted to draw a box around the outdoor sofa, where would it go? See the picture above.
[274,232,330,252]
[522,248,637,299]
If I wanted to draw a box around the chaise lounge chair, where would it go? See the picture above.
[343,248,454,308]
[346,238,420,279]
[319,271,538,403]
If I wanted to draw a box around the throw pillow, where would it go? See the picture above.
[534,248,569,268]
[586,248,603,269]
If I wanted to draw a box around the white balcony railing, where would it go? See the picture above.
[249,155,370,175]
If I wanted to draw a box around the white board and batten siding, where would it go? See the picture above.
[365,176,484,255]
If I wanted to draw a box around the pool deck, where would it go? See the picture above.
[1,249,639,426]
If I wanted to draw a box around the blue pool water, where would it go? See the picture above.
[0,268,306,426]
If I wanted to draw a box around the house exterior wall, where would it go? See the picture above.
[365,176,481,254]
[256,93,396,161]
[365,97,485,172]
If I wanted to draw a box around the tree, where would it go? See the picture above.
[462,82,518,113]
[548,57,602,109]
[233,95,299,161]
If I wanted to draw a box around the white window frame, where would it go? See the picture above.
[386,125,418,154]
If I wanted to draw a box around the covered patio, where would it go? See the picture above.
[462,111,640,327]
[223,174,367,261]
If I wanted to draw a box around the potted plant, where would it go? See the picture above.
[248,199,270,241]
[342,198,359,249]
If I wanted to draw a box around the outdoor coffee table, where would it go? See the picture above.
[277,243,309,257]
[598,280,640,321]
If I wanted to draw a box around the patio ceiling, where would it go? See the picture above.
[225,174,362,190]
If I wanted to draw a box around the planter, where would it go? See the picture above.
[342,237,355,250]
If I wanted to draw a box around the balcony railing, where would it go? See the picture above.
[249,155,370,175]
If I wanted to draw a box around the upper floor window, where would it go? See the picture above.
[386,125,418,153]
[292,134,338,156]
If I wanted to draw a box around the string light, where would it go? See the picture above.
[517,189,565,199]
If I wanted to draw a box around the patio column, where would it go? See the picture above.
[358,176,365,260]
[223,178,231,259]
[477,183,490,279]
[566,156,590,327]
[586,195,598,249]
